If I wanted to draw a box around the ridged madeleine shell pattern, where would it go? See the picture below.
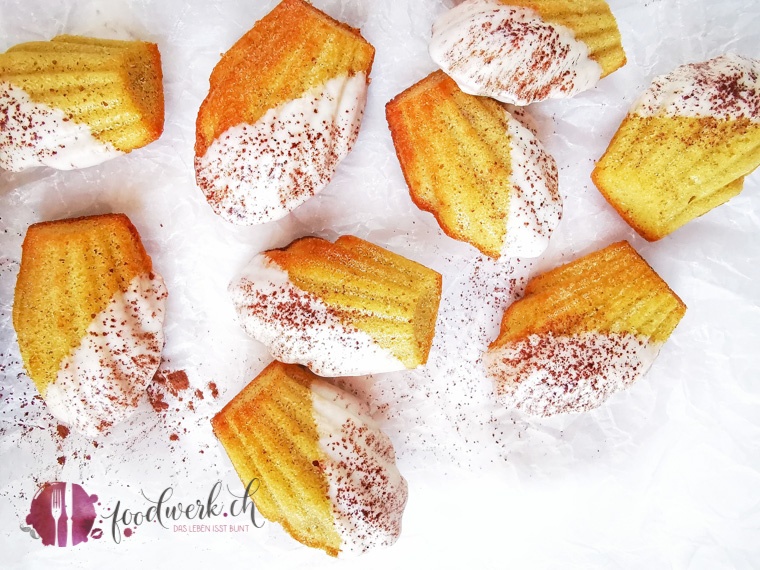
[211,361,408,557]
[388,72,511,257]
[12,214,156,396]
[387,71,560,258]
[212,362,342,555]
[194,0,375,158]
[592,115,760,240]
[0,35,164,152]
[504,0,627,77]
[490,241,686,349]
[264,235,442,369]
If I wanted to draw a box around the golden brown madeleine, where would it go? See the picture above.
[13,214,167,435]
[504,0,627,77]
[195,0,375,225]
[429,0,626,105]
[229,235,442,376]
[387,71,561,259]
[211,361,408,557]
[592,53,760,241]
[0,36,164,171]
[485,241,685,416]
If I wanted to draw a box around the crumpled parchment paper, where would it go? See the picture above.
[1,0,759,568]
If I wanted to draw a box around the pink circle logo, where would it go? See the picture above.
[24,482,99,547]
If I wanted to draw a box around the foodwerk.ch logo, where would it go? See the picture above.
[21,480,261,546]
[22,482,99,547]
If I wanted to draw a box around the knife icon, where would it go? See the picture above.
[65,482,74,547]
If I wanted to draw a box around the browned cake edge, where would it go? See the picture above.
[387,71,502,256]
[194,0,375,158]
[491,240,687,347]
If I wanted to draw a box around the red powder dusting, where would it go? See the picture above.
[148,391,169,412]
[147,369,192,412]
[166,371,189,395]
[151,369,190,397]
[208,382,219,399]
[57,456,66,466]
[56,425,70,439]
[147,368,211,455]
[195,88,363,224]
[434,7,588,103]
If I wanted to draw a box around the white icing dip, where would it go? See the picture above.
[196,72,368,225]
[0,81,123,171]
[229,254,406,377]
[44,273,167,437]
[429,0,602,105]
[632,53,760,122]
[501,108,562,258]
[310,378,407,557]
[485,332,662,417]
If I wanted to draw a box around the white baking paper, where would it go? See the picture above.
[1,0,759,568]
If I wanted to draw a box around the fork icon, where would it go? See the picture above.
[51,488,62,547]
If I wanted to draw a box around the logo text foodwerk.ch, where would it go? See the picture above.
[22,479,262,546]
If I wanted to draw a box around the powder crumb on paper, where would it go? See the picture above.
[147,367,216,445]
